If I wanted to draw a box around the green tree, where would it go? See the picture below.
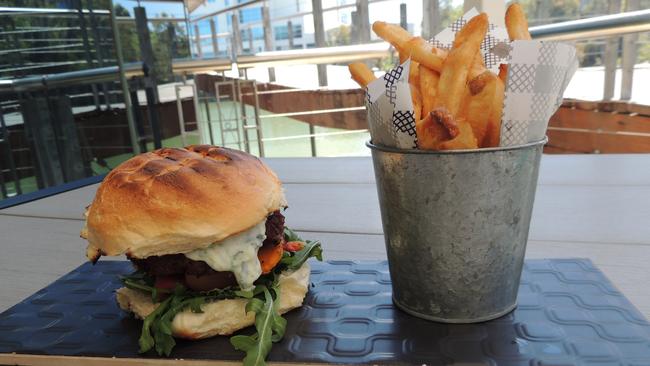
[439,0,464,29]
[636,33,650,63]
[150,12,189,82]
[327,25,351,46]
[114,4,140,62]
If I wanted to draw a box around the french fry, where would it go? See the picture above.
[454,14,489,80]
[498,63,508,83]
[403,37,447,73]
[372,22,414,66]
[411,84,423,122]
[435,13,489,117]
[468,54,487,79]
[395,43,408,64]
[348,62,376,88]
[419,66,440,116]
[375,26,483,79]
[438,118,478,150]
[365,9,517,151]
[464,71,498,146]
[505,3,532,40]
[483,77,505,147]
[409,61,421,89]
[372,21,412,49]
[416,108,459,150]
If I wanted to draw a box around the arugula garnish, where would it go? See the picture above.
[120,228,322,365]
[230,286,287,365]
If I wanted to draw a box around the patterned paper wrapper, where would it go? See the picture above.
[365,9,579,149]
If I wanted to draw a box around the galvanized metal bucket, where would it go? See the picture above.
[367,138,547,323]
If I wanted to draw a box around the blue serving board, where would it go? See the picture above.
[0,259,649,365]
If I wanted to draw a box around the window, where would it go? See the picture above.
[239,7,262,23]
[273,24,302,40]
[274,25,288,40]
[242,28,264,41]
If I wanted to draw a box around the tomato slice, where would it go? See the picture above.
[154,275,180,291]
[283,241,305,252]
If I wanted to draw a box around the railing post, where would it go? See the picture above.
[400,3,407,30]
[0,108,21,195]
[602,0,621,101]
[109,0,141,155]
[144,73,162,149]
[356,0,370,43]
[168,23,178,62]
[75,0,101,110]
[262,6,276,82]
[128,82,148,153]
[247,28,254,52]
[87,0,112,110]
[183,2,192,55]
[287,20,294,48]
[135,6,159,102]
[252,81,264,157]
[311,0,328,87]
[422,0,440,39]
[351,11,359,43]
[210,18,219,57]
[311,0,327,157]
[231,13,242,60]
[175,85,188,146]
[620,0,640,101]
[194,23,203,58]
[203,95,215,145]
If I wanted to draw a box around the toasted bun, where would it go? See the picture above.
[116,263,310,339]
[83,145,286,260]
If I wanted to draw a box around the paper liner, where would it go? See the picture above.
[365,9,579,149]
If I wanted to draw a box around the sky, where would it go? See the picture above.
[114,0,186,18]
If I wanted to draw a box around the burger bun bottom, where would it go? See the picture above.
[116,263,310,340]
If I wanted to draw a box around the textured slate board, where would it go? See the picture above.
[1,259,650,365]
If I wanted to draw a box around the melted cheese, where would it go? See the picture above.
[184,221,266,291]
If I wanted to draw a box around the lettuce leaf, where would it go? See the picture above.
[120,228,322,365]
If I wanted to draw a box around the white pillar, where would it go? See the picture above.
[620,0,640,101]
[602,0,621,101]
[422,0,440,39]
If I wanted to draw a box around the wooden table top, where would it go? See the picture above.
[1,154,649,317]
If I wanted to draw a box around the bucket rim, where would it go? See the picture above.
[366,137,548,155]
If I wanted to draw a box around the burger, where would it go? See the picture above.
[80,145,322,361]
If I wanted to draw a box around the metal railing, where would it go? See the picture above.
[1,5,649,199]
[175,10,650,74]
[529,9,650,40]
[0,63,143,93]
[3,9,645,92]
[175,8,650,158]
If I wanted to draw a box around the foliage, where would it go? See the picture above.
[639,33,650,63]
[149,12,190,83]
[114,7,189,83]
[115,4,141,63]
[327,25,351,47]
[439,0,464,29]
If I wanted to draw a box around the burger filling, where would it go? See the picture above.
[130,211,285,292]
